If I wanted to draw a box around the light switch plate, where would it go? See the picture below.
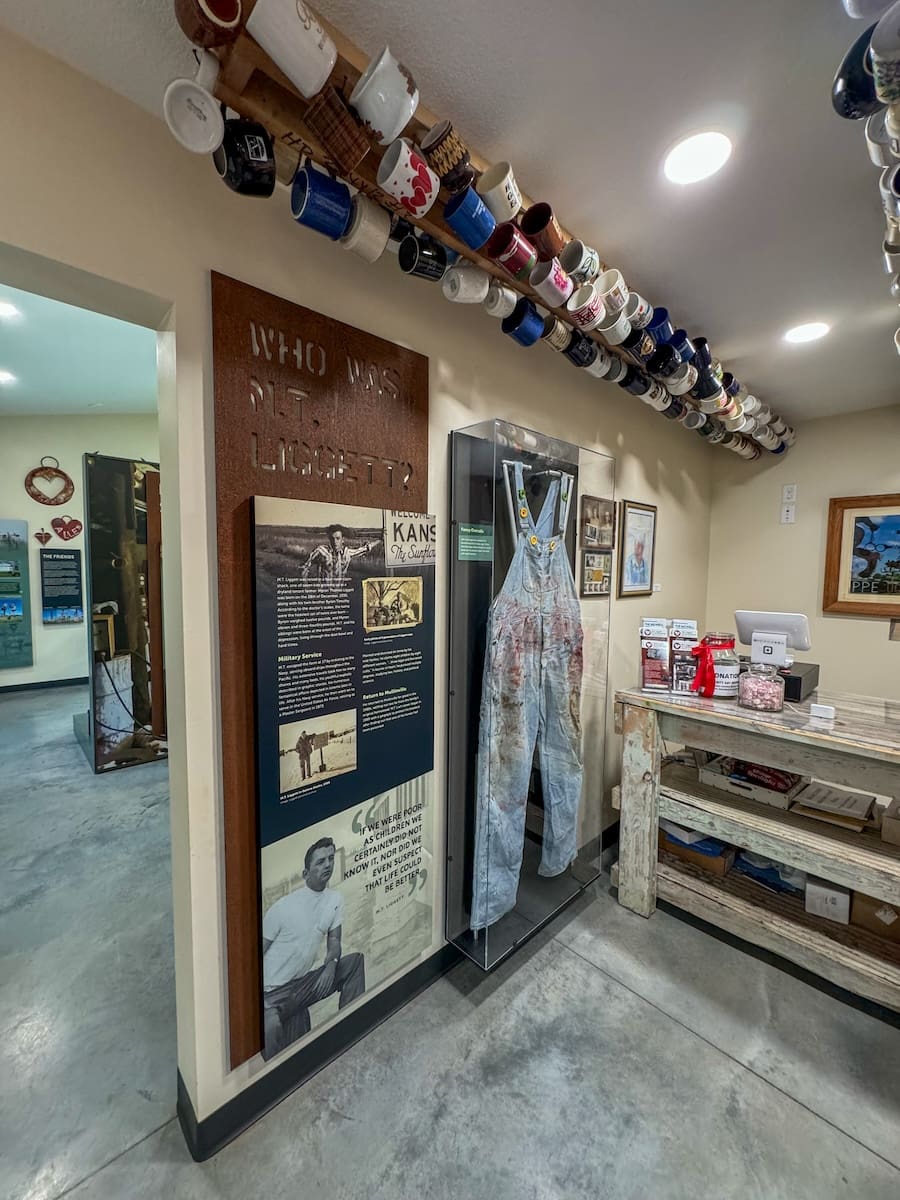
[782,483,797,503]
[781,503,796,524]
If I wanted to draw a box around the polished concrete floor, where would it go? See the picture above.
[3,689,900,1199]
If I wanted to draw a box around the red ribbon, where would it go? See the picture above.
[691,642,716,696]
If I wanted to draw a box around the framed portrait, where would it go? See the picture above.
[823,494,900,618]
[580,495,615,549]
[617,500,656,598]
[581,550,612,598]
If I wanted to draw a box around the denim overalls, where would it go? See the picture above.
[471,462,584,931]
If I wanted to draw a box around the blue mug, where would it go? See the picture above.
[647,306,674,343]
[290,163,352,239]
[443,186,496,250]
[668,328,695,361]
[502,298,544,347]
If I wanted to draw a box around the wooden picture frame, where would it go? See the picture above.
[581,549,612,598]
[823,494,900,618]
[617,500,656,598]
[580,494,615,550]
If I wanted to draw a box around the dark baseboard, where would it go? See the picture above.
[601,819,619,850]
[177,942,461,1161]
[0,676,89,694]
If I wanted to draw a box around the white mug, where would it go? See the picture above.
[584,346,612,378]
[530,258,574,307]
[566,282,605,331]
[597,307,631,345]
[623,292,653,329]
[376,138,440,217]
[871,4,900,103]
[442,264,491,303]
[596,268,629,314]
[884,236,900,273]
[476,161,522,223]
[559,240,601,284]
[350,46,419,146]
[340,194,393,263]
[484,281,518,318]
[246,0,336,99]
[541,315,574,352]
[163,50,224,153]
[605,357,628,382]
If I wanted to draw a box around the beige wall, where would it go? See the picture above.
[0,32,714,1119]
[707,404,900,699]
[0,414,159,687]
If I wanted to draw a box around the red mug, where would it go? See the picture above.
[519,202,567,262]
[485,222,538,280]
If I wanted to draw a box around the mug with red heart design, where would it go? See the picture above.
[376,138,439,218]
[51,515,83,542]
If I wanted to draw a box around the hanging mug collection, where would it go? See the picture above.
[167,0,796,457]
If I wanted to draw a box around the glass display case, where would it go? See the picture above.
[446,419,615,970]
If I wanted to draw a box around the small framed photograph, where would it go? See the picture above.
[617,500,657,598]
[581,550,612,598]
[823,494,900,618]
[580,495,615,549]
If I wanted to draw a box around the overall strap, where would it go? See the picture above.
[533,476,561,539]
[557,472,574,536]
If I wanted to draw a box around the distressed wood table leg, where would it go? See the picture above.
[617,702,661,917]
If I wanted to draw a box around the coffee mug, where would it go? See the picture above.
[605,357,628,383]
[303,86,370,176]
[871,3,900,102]
[502,298,545,347]
[879,164,900,215]
[619,367,650,396]
[597,307,631,345]
[646,344,681,379]
[566,282,605,331]
[290,162,352,239]
[867,109,898,164]
[832,20,883,118]
[519,202,567,262]
[398,234,450,280]
[622,327,656,363]
[647,306,674,343]
[476,161,522,223]
[174,0,243,47]
[584,345,612,378]
[246,0,336,99]
[596,268,629,314]
[213,115,276,196]
[667,362,698,395]
[442,264,491,303]
[542,315,575,352]
[340,194,393,262]
[484,282,519,319]
[692,335,712,369]
[530,258,574,307]
[443,186,496,250]
[681,409,707,431]
[623,291,653,329]
[668,329,695,360]
[163,51,224,153]
[563,331,599,369]
[559,240,602,285]
[884,236,900,272]
[485,222,538,280]
[377,138,440,218]
[421,119,474,193]
[641,382,673,411]
[350,45,419,145]
[722,372,742,397]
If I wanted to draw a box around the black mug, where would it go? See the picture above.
[213,116,276,197]
[398,234,449,280]
[563,331,599,369]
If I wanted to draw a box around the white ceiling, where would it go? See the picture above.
[0,0,897,421]
[0,284,158,415]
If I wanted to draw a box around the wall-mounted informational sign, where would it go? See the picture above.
[39,548,84,624]
[0,519,33,669]
[211,271,429,1065]
[254,496,436,1063]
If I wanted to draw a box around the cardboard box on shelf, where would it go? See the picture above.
[805,876,850,925]
[882,798,900,847]
[851,891,900,944]
[698,755,808,810]
[659,829,735,877]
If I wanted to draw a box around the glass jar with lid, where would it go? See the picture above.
[693,632,740,698]
[739,663,785,712]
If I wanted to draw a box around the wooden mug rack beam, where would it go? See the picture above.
[207,1,790,454]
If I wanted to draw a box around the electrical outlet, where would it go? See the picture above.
[781,503,796,525]
[782,483,797,503]
[652,583,662,592]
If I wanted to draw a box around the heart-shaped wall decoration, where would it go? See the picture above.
[34,529,52,545]
[24,456,75,506]
[50,515,83,542]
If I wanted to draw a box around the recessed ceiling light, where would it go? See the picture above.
[0,370,16,385]
[664,131,733,185]
[784,321,831,344]
[0,300,20,320]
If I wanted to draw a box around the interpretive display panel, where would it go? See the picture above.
[0,519,32,669]
[254,497,437,1060]
[39,548,83,624]
[447,421,614,970]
